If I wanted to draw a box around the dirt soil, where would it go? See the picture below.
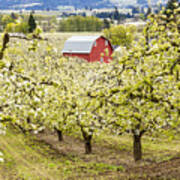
[36,130,180,180]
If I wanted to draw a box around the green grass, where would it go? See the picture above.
[1,128,180,180]
[0,129,180,179]
[0,129,126,180]
[95,133,180,163]
[0,131,62,179]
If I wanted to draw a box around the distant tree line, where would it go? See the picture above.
[0,13,57,33]
[96,7,133,23]
[95,12,132,22]
[59,16,104,32]
[62,12,86,18]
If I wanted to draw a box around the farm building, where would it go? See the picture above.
[62,36,113,63]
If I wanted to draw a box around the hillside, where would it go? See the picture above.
[0,0,167,10]
[0,0,114,10]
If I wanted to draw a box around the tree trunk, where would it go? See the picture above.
[80,127,93,154]
[133,134,142,161]
[0,33,10,60]
[55,128,63,141]
[84,136,92,154]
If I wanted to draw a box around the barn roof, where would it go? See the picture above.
[62,35,102,54]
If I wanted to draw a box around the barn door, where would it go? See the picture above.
[100,57,104,63]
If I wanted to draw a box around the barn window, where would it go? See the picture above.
[105,40,108,46]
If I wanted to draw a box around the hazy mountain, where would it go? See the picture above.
[0,0,168,10]
[0,0,113,10]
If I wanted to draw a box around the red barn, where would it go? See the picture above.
[62,36,113,63]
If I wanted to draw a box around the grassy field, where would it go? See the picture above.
[0,32,101,51]
[43,32,102,51]
[0,128,180,180]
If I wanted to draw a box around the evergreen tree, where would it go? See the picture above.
[145,7,152,18]
[28,13,37,33]
[165,0,179,19]
[103,19,110,29]
[166,0,179,11]
[113,6,120,20]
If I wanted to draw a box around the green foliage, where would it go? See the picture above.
[89,162,124,172]
[34,26,43,36]
[5,21,29,34]
[103,19,110,29]
[99,5,180,161]
[166,0,179,11]
[164,0,180,18]
[59,16,104,32]
[1,15,15,29]
[103,25,136,48]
